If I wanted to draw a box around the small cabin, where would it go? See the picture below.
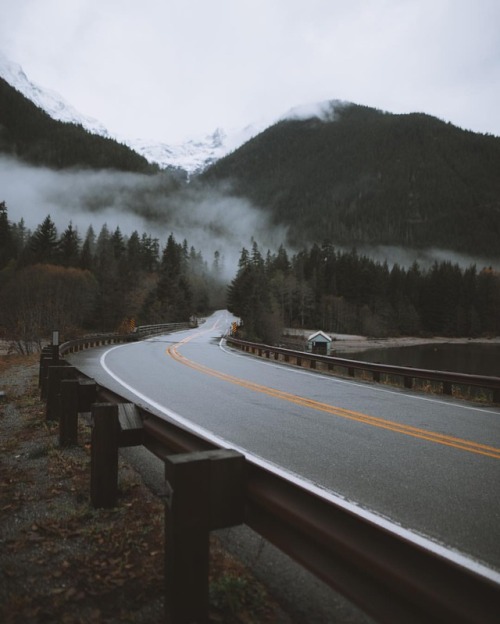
[307,330,333,355]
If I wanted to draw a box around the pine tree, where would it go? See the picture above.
[58,222,81,267]
[0,201,15,269]
[28,215,58,264]
[80,226,96,271]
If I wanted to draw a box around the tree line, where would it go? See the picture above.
[227,241,500,344]
[0,202,225,352]
[2,199,499,352]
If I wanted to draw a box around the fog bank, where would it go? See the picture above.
[0,156,288,277]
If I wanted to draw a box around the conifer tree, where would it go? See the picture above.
[80,226,96,271]
[0,201,15,269]
[58,222,81,267]
[28,215,58,264]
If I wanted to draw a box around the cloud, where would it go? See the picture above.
[1,0,500,143]
[0,156,287,277]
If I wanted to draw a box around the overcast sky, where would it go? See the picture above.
[1,0,499,143]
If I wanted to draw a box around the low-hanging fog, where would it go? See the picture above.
[0,156,288,280]
[1,155,498,277]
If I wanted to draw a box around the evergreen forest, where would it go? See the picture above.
[0,202,225,352]
[227,241,500,344]
[1,201,499,351]
[202,103,500,257]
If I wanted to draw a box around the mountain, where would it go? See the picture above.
[0,52,110,138]
[0,75,158,173]
[201,102,500,258]
[0,52,263,173]
[127,123,268,174]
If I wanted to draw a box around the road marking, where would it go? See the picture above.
[96,336,500,586]
[167,333,500,461]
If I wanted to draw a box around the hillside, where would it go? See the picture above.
[0,77,157,173]
[201,103,500,257]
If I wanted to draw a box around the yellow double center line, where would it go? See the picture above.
[167,333,500,461]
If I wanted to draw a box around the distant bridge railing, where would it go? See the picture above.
[39,327,500,623]
[225,336,500,404]
[58,322,192,356]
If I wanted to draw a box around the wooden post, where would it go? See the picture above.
[40,355,54,398]
[77,379,97,413]
[90,403,119,508]
[443,381,453,396]
[39,347,52,388]
[404,376,413,389]
[164,453,211,624]
[60,379,79,447]
[46,365,76,420]
[164,450,245,624]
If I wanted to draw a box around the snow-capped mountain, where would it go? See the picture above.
[0,51,110,138]
[0,51,265,173]
[126,123,269,173]
[0,51,343,174]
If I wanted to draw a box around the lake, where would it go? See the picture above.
[344,342,500,377]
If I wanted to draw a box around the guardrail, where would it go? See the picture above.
[226,336,500,404]
[40,330,500,623]
[56,322,192,356]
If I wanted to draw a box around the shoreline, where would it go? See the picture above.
[281,331,500,354]
[331,335,500,353]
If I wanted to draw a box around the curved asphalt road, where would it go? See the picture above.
[68,310,500,577]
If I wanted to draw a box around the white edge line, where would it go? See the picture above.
[100,342,500,586]
[219,338,500,416]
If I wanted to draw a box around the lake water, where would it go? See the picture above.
[344,342,500,377]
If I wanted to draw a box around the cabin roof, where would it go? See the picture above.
[307,330,332,343]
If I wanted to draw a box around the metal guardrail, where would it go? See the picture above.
[41,330,500,623]
[226,337,500,403]
[58,323,192,356]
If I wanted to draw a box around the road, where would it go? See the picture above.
[68,310,500,577]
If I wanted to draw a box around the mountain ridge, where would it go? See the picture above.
[0,52,356,173]
[201,104,500,257]
[0,52,267,173]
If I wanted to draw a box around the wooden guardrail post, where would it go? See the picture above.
[164,453,210,624]
[39,347,52,388]
[90,403,119,508]
[78,379,98,412]
[40,355,55,399]
[59,379,79,447]
[46,365,77,420]
[443,380,453,396]
[164,449,245,624]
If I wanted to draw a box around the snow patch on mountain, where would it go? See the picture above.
[0,51,110,138]
[125,119,274,173]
